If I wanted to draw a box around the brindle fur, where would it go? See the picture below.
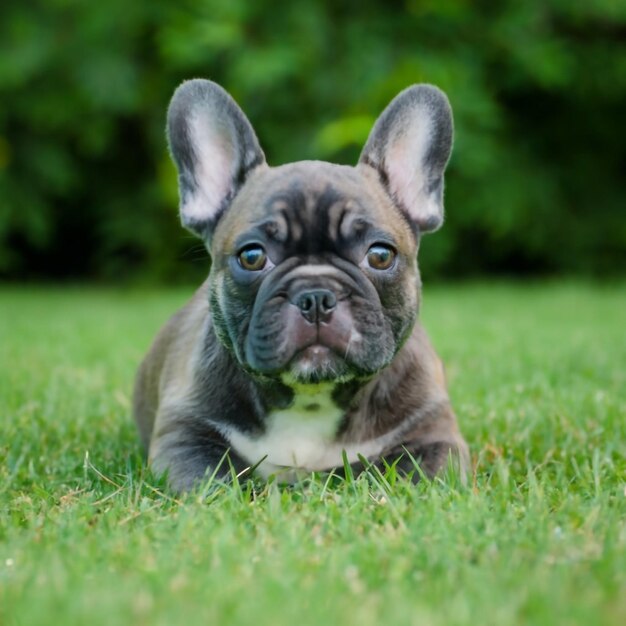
[134,281,467,491]
[133,80,469,492]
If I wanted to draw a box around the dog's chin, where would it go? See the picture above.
[284,345,351,385]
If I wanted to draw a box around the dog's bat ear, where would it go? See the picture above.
[358,85,453,233]
[166,79,266,243]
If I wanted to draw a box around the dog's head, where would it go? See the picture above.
[167,80,453,384]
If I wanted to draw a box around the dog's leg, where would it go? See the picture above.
[344,437,469,483]
[379,439,469,481]
[148,413,250,493]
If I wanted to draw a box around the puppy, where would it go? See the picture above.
[133,79,469,492]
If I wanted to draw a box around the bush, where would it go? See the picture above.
[1,0,624,281]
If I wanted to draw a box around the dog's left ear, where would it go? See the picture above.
[167,79,266,244]
[358,85,453,233]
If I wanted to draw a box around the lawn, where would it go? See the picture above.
[0,282,624,626]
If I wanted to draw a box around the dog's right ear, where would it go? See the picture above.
[166,79,266,244]
[358,84,453,234]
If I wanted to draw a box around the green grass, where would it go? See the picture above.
[1,282,625,626]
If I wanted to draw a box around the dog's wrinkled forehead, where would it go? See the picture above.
[213,161,415,255]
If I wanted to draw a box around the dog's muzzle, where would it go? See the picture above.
[292,289,336,325]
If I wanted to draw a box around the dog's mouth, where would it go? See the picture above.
[294,344,333,364]
[286,343,350,384]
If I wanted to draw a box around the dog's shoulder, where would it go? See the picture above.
[133,280,212,449]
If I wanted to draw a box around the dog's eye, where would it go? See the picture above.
[238,246,267,271]
[366,244,396,270]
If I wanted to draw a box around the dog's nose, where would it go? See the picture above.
[294,289,337,324]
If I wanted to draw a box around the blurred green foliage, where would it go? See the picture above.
[1,0,625,282]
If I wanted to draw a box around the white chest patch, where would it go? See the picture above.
[226,384,388,482]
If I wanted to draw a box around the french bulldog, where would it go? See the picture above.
[133,79,469,492]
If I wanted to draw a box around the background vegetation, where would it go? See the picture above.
[1,0,625,282]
